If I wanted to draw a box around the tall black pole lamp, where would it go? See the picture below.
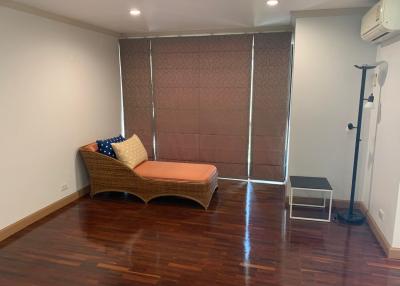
[337,64,376,225]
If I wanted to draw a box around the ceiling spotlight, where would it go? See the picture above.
[129,9,141,16]
[266,0,279,6]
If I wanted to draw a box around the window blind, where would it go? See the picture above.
[119,39,154,159]
[250,32,292,181]
[119,33,292,181]
[151,35,252,178]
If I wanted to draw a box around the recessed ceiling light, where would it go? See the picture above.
[129,9,141,16]
[266,0,279,6]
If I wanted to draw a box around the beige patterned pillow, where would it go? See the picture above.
[112,134,148,168]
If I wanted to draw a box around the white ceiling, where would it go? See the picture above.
[11,0,377,35]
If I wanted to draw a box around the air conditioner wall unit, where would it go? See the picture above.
[361,0,400,43]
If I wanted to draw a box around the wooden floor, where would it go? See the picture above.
[1,180,400,286]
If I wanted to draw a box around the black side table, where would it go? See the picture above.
[289,176,333,222]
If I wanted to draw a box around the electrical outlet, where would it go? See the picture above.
[61,184,69,192]
[378,209,384,221]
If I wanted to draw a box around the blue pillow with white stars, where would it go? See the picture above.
[96,135,125,158]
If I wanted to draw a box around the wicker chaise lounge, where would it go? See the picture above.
[80,143,218,209]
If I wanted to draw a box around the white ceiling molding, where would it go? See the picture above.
[121,25,293,39]
[290,7,370,27]
[0,0,121,37]
[291,7,369,19]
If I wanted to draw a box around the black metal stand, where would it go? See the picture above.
[337,65,376,225]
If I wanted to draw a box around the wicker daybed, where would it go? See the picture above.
[80,143,218,209]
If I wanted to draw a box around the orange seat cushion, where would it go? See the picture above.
[82,142,98,152]
[134,161,217,183]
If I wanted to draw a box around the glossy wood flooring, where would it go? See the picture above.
[1,180,400,286]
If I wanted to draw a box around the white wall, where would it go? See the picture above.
[361,36,400,248]
[0,7,121,230]
[289,14,377,200]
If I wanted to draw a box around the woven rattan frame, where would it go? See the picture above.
[79,144,218,209]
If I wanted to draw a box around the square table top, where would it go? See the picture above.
[290,176,332,190]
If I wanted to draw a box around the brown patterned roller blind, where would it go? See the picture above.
[120,33,291,181]
[119,39,154,159]
[151,35,252,179]
[250,32,292,181]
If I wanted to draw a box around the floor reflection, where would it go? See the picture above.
[243,181,253,285]
[2,181,399,285]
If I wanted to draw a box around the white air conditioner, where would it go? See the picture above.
[361,0,400,43]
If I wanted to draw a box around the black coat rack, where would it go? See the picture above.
[337,64,376,225]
